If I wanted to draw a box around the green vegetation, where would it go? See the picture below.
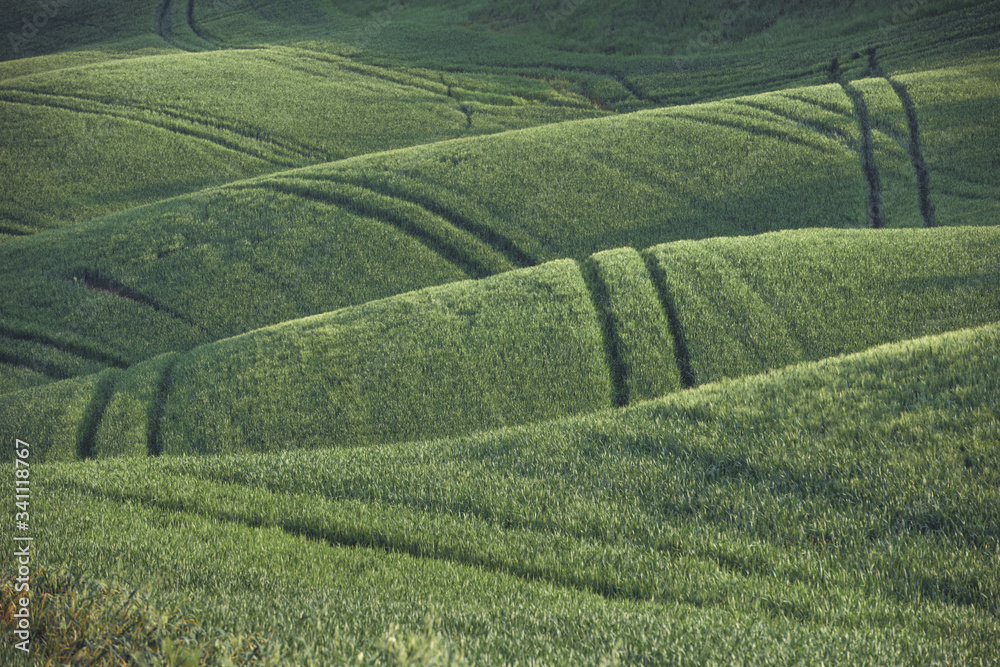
[585,247,682,404]
[0,565,278,664]
[158,258,610,456]
[0,369,104,461]
[0,46,606,232]
[2,0,998,662]
[901,58,1000,226]
[648,226,1000,386]
[3,225,996,462]
[4,323,997,663]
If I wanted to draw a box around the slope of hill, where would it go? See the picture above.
[0,46,606,233]
[3,322,996,663]
[4,225,997,461]
[2,58,996,400]
[1,1,998,663]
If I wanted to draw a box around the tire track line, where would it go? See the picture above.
[5,87,323,162]
[76,370,121,459]
[245,180,485,279]
[301,173,536,269]
[830,58,885,229]
[729,98,856,151]
[0,349,73,380]
[60,478,722,610]
[0,325,127,369]
[70,268,202,329]
[871,49,936,228]
[0,93,291,167]
[578,259,628,408]
[155,0,197,52]
[148,354,180,457]
[661,111,829,152]
[641,251,695,389]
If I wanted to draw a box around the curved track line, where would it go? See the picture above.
[186,0,219,47]
[4,87,323,162]
[247,180,480,278]
[729,99,856,150]
[62,479,715,609]
[662,112,830,152]
[884,76,936,228]
[76,370,121,459]
[71,268,200,328]
[300,174,536,269]
[641,251,695,389]
[148,354,180,457]
[0,94,288,167]
[579,259,627,408]
[0,349,73,380]
[830,59,884,229]
[155,0,196,52]
[0,326,127,369]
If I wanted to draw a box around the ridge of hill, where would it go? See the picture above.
[3,225,997,461]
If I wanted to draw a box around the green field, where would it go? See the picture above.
[1,0,998,664]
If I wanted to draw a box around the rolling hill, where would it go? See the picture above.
[1,0,998,664]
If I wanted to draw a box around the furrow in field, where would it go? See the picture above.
[70,268,201,329]
[263,47,451,100]
[659,112,830,153]
[884,76,936,228]
[155,0,197,52]
[299,173,537,269]
[1,86,323,162]
[0,93,291,167]
[0,325,128,369]
[58,475,756,612]
[578,259,628,408]
[640,252,696,390]
[728,99,855,150]
[777,91,854,118]
[586,248,683,404]
[0,349,72,381]
[147,354,180,457]
[186,0,218,47]
[76,369,121,459]
[0,224,31,237]
[250,180,487,279]
[831,60,885,229]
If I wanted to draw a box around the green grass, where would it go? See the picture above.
[0,46,607,233]
[12,66,987,395]
[584,247,682,403]
[156,258,610,457]
[0,185,469,376]
[4,322,996,664]
[1,2,998,661]
[0,369,106,461]
[900,57,1000,225]
[648,226,1000,386]
[4,225,997,463]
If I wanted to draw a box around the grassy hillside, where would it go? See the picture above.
[3,59,996,399]
[0,46,606,233]
[3,322,996,663]
[1,1,998,663]
[3,225,997,462]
